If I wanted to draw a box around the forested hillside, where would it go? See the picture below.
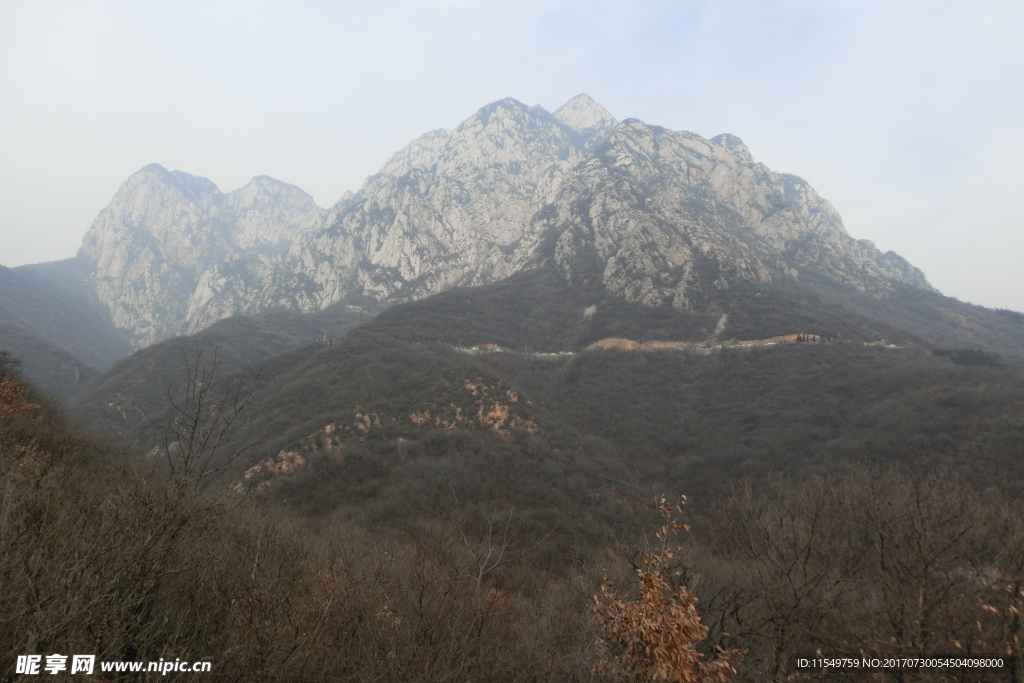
[4,337,1023,681]
[0,261,130,398]
[71,266,1024,509]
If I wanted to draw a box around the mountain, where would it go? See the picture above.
[48,93,935,358]
[189,95,610,322]
[206,94,930,321]
[76,164,324,348]
[0,260,130,398]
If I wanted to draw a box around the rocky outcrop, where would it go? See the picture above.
[542,122,931,309]
[776,173,930,290]
[266,96,605,310]
[238,376,539,493]
[73,94,931,349]
[553,93,619,151]
[78,164,323,347]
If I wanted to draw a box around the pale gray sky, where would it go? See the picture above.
[1,0,1022,310]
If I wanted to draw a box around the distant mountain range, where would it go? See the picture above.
[4,95,949,388]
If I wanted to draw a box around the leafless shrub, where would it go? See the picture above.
[145,344,264,493]
[697,469,1024,682]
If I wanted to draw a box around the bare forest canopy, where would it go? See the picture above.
[68,266,1024,508]
[3,351,1024,681]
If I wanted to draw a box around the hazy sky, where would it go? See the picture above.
[1,0,1022,311]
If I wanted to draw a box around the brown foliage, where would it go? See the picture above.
[1,372,604,681]
[593,495,738,682]
[0,378,41,420]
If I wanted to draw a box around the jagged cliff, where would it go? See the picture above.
[73,94,931,349]
[544,122,930,309]
[77,165,323,347]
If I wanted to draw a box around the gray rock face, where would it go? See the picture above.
[78,164,323,347]
[75,94,931,349]
[275,98,590,309]
[553,93,618,151]
[543,122,931,307]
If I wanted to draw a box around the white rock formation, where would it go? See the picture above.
[553,93,618,151]
[76,95,930,348]
[78,164,323,347]
[543,122,930,307]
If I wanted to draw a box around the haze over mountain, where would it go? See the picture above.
[7,94,935,364]
[0,260,129,398]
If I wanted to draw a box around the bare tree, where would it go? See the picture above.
[147,344,265,492]
[460,507,553,604]
[702,469,1024,682]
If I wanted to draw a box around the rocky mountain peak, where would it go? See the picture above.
[710,133,755,165]
[114,163,223,210]
[444,98,576,172]
[78,165,220,267]
[710,133,745,149]
[467,97,538,127]
[71,96,933,351]
[221,176,323,254]
[77,165,324,347]
[140,162,222,195]
[378,129,452,178]
[554,94,614,128]
[545,120,931,307]
[274,97,584,312]
[553,94,617,151]
[375,99,575,194]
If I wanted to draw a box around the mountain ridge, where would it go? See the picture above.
[76,163,325,347]
[70,265,1024,516]
[4,93,949,396]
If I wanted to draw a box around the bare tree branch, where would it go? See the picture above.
[144,344,266,494]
